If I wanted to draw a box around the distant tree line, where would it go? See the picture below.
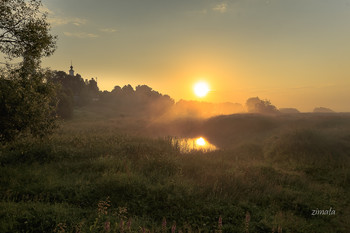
[50,72,286,120]
[100,84,175,117]
[49,71,175,119]
[49,71,99,118]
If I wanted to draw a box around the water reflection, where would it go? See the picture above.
[172,136,217,153]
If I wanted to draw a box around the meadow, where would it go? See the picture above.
[0,111,349,232]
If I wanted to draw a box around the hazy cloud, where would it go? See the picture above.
[49,17,87,27]
[42,4,87,27]
[99,28,117,33]
[213,3,228,13]
[63,32,99,38]
[40,5,54,15]
[186,9,208,15]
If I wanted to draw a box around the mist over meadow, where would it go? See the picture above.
[2,68,349,232]
[1,0,350,232]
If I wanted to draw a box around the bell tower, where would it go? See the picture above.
[69,61,74,76]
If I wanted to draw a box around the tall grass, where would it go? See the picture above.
[0,113,349,232]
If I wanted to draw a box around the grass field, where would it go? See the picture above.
[0,112,349,232]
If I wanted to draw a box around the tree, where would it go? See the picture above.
[313,107,334,113]
[0,69,57,142]
[56,86,73,119]
[0,0,57,142]
[246,97,279,115]
[0,0,56,69]
[121,84,134,96]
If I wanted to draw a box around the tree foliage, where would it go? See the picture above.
[50,71,100,110]
[0,0,56,66]
[0,0,57,142]
[0,68,57,142]
[55,87,73,119]
[246,97,279,115]
[313,107,334,113]
[99,84,174,117]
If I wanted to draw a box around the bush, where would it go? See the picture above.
[0,68,58,143]
[264,129,350,167]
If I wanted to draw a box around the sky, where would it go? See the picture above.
[39,0,350,112]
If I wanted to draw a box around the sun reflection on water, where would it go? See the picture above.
[172,136,217,153]
[196,137,206,146]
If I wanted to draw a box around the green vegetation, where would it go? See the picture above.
[1,0,57,142]
[1,113,349,232]
[0,68,57,142]
[1,1,348,232]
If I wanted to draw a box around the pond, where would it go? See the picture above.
[171,136,218,153]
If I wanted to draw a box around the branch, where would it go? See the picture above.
[0,31,11,38]
[0,18,25,32]
[0,39,17,44]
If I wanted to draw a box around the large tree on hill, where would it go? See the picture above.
[0,0,58,142]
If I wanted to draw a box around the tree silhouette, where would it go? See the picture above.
[313,107,334,113]
[0,69,57,142]
[88,78,99,97]
[0,0,57,142]
[0,0,56,69]
[246,97,279,115]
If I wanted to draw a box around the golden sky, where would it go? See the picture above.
[40,0,350,112]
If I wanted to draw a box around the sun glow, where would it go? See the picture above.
[194,82,210,98]
[196,137,206,146]
[172,137,217,153]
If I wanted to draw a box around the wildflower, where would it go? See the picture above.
[127,218,132,231]
[278,226,282,233]
[118,206,128,218]
[245,212,251,233]
[98,197,111,216]
[215,215,223,233]
[245,212,251,223]
[120,219,124,233]
[53,222,67,233]
[218,216,222,229]
[75,221,83,233]
[171,222,176,233]
[104,221,111,232]
[162,217,167,232]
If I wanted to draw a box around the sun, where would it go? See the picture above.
[194,81,210,98]
[196,137,206,146]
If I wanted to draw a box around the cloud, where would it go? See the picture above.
[40,5,54,15]
[213,3,228,13]
[63,32,99,38]
[42,5,87,27]
[49,17,87,27]
[99,28,117,33]
[186,9,208,15]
